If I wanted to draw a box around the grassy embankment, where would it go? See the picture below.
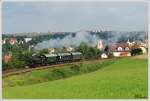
[3,55,148,99]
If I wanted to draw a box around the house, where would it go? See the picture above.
[18,40,24,44]
[140,42,148,48]
[48,48,55,54]
[24,38,32,43]
[2,39,6,45]
[127,39,135,47]
[139,46,147,54]
[101,53,108,59]
[9,38,17,45]
[66,47,74,52]
[107,43,131,57]
[3,53,12,63]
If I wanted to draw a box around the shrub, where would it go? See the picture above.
[87,64,99,72]
[3,60,115,87]
[108,53,114,58]
[80,65,89,73]
[2,62,13,70]
[50,69,65,79]
[70,64,81,73]
[131,48,143,56]
[13,60,26,68]
[48,67,81,80]
[100,60,115,69]
[49,60,114,81]
[2,62,9,70]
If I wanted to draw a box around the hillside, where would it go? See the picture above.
[3,56,148,99]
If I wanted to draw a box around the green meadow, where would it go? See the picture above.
[3,55,148,99]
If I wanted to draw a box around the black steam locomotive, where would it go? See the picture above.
[26,52,82,68]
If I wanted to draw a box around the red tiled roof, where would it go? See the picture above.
[3,54,12,63]
[108,43,131,52]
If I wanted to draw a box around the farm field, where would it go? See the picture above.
[3,55,148,99]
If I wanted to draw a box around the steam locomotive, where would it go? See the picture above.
[26,52,82,68]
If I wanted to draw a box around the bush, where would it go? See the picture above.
[2,62,9,70]
[70,64,81,73]
[131,48,143,56]
[87,64,99,72]
[101,60,114,67]
[48,60,114,82]
[47,66,81,81]
[2,62,13,70]
[38,49,49,55]
[4,60,115,87]
[108,53,114,58]
[2,60,26,70]
[51,69,65,79]
[13,60,26,68]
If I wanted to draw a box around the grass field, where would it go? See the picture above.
[3,55,148,99]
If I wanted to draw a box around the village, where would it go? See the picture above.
[2,31,148,66]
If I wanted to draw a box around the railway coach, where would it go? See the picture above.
[26,52,82,68]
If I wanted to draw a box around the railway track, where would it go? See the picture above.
[2,55,141,77]
[3,59,105,77]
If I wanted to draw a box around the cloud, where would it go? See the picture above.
[3,2,148,34]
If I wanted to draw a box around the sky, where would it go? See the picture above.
[2,2,148,34]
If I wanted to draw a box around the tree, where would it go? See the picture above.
[131,48,143,56]
[76,42,101,59]
[38,49,49,55]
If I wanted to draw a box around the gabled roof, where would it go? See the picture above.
[108,43,131,52]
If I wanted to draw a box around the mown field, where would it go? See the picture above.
[3,55,148,99]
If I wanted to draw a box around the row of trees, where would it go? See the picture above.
[2,43,33,70]
[3,42,146,70]
[2,42,102,70]
[3,32,71,46]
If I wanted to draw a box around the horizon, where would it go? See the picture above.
[2,30,148,35]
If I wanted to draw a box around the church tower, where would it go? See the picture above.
[97,39,103,50]
[127,39,132,47]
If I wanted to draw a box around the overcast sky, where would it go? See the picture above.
[2,2,148,34]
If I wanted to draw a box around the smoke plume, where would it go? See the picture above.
[34,31,147,51]
[34,31,99,51]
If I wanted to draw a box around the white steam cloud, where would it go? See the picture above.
[33,31,147,51]
[34,31,100,51]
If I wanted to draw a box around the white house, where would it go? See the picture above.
[139,46,147,54]
[101,53,108,59]
[66,47,74,52]
[24,38,32,43]
[48,48,55,54]
[107,43,131,57]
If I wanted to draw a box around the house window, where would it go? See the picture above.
[125,47,129,51]
[117,47,123,51]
